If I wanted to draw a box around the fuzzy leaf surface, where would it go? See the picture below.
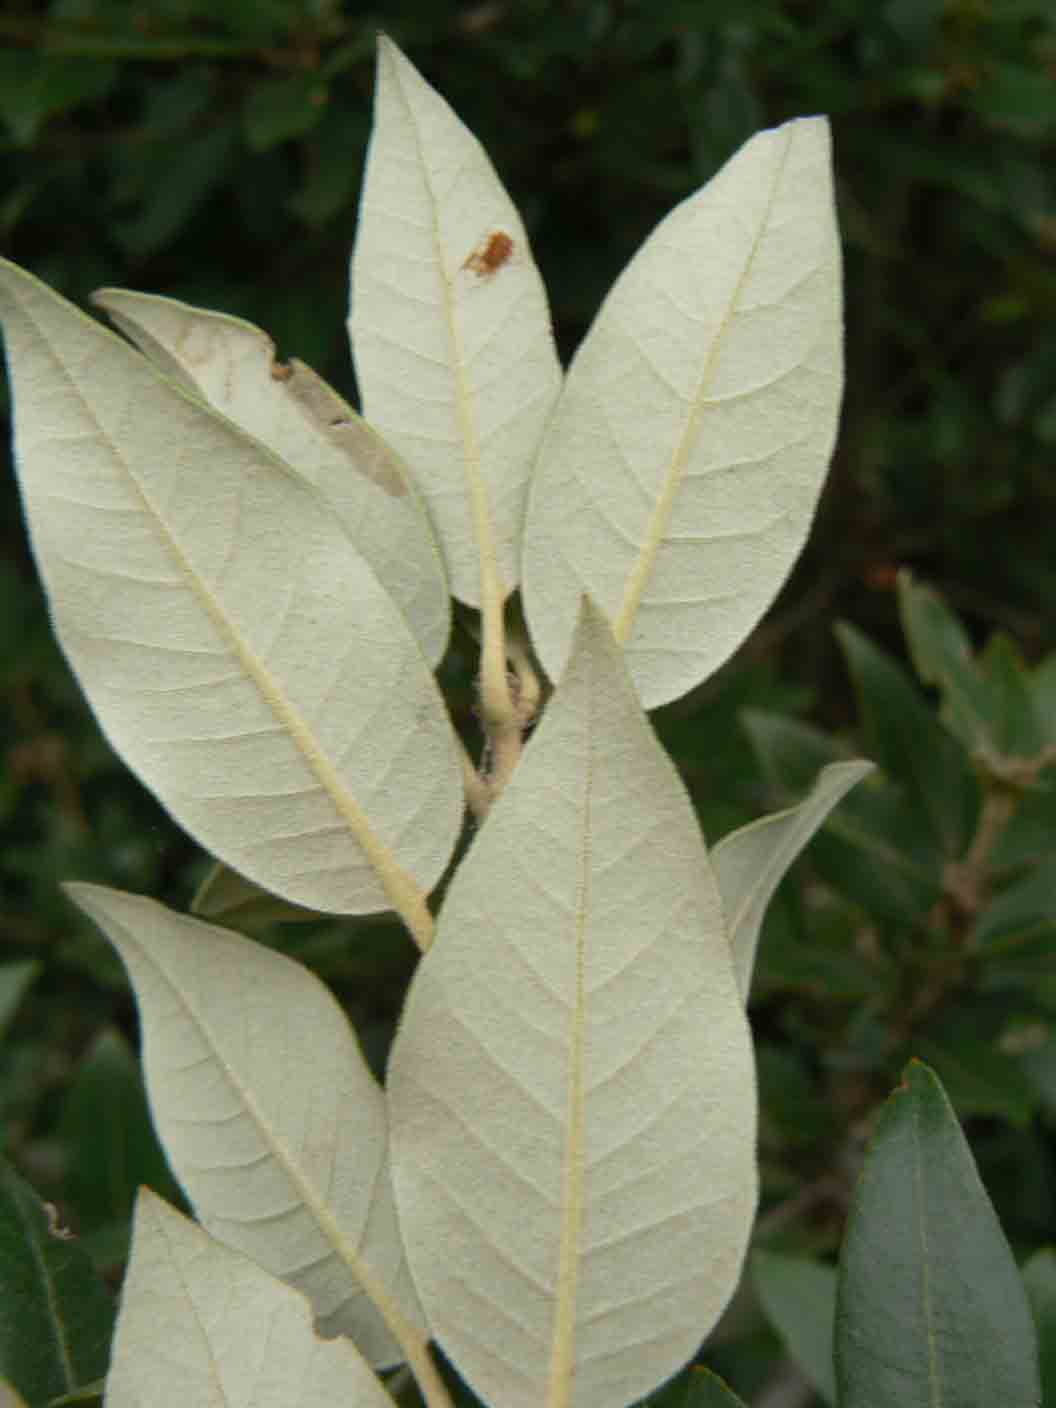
[388,603,757,1408]
[522,118,842,707]
[93,289,449,664]
[350,37,561,605]
[68,884,422,1366]
[712,760,873,1000]
[106,1190,396,1408]
[0,257,462,916]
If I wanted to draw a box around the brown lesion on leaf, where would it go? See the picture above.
[462,230,514,278]
[283,359,407,497]
[270,359,293,382]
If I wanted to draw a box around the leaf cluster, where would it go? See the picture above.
[0,14,1053,1408]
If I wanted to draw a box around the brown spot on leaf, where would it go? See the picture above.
[284,360,407,496]
[463,230,514,278]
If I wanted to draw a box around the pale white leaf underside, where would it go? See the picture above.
[388,604,757,1408]
[106,1189,396,1408]
[69,884,423,1367]
[522,118,843,708]
[712,760,874,1000]
[0,258,462,916]
[350,37,562,605]
[93,289,450,665]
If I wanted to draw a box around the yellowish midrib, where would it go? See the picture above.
[546,738,593,1408]
[23,284,426,932]
[397,66,506,615]
[151,937,418,1352]
[613,130,793,646]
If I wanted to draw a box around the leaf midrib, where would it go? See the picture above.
[10,269,411,907]
[613,127,796,647]
[134,928,404,1335]
[389,47,506,606]
[546,703,594,1408]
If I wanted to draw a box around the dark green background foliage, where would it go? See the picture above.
[1,3,1054,1404]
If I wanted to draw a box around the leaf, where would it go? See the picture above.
[752,1252,836,1404]
[0,1155,114,1406]
[975,865,1056,949]
[914,1032,1037,1127]
[835,1060,1041,1408]
[388,602,757,1408]
[1022,1248,1056,1406]
[57,1027,180,1238]
[0,257,462,922]
[243,74,329,151]
[977,632,1047,758]
[0,53,116,147]
[896,571,1002,758]
[92,289,449,666]
[44,1384,103,1408]
[350,37,562,607]
[106,1189,396,1408]
[191,858,328,926]
[0,961,40,1037]
[711,760,873,1000]
[835,621,975,857]
[1033,653,1056,742]
[117,123,238,260]
[522,118,842,708]
[646,1366,750,1407]
[66,883,423,1368]
[742,712,944,922]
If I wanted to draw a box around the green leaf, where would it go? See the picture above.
[968,63,1056,136]
[743,712,944,922]
[914,1033,1037,1127]
[191,859,329,926]
[645,1365,750,1407]
[1019,1031,1056,1113]
[977,632,1047,758]
[0,53,115,146]
[835,1060,1041,1408]
[116,123,238,259]
[289,101,367,224]
[712,760,873,999]
[1022,1248,1056,1406]
[66,884,424,1367]
[243,74,329,151]
[1033,653,1056,743]
[752,1251,836,1404]
[835,620,975,856]
[0,1156,114,1405]
[742,710,845,795]
[991,779,1056,872]
[388,602,756,1408]
[896,571,1019,761]
[976,865,1056,950]
[0,962,40,1038]
[351,38,561,607]
[57,1028,180,1236]
[0,257,462,922]
[44,1381,103,1407]
[106,1191,396,1408]
[523,117,842,708]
